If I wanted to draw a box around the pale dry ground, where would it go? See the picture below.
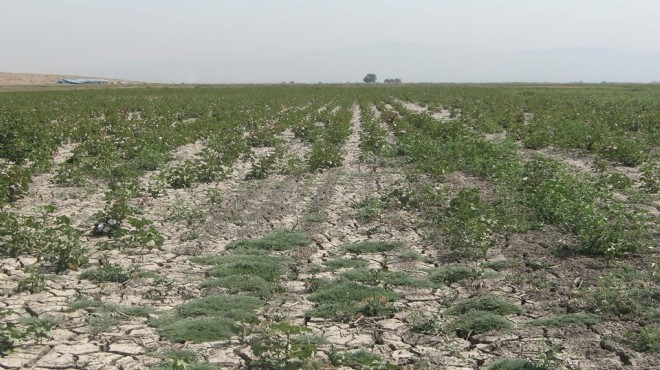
[0,72,131,86]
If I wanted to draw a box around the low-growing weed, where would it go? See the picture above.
[202,275,274,297]
[80,258,131,283]
[305,212,327,223]
[150,295,263,343]
[482,260,513,271]
[587,270,658,317]
[167,196,204,223]
[628,326,660,353]
[410,312,441,334]
[342,241,401,255]
[150,349,223,370]
[526,313,600,328]
[226,230,308,251]
[328,349,400,369]
[323,258,369,271]
[487,358,553,370]
[341,268,430,288]
[428,266,480,286]
[194,253,288,283]
[447,296,523,316]
[307,280,398,320]
[21,317,54,344]
[453,311,512,336]
[88,314,120,336]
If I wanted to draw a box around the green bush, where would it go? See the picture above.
[0,164,30,204]
[308,140,342,171]
[165,160,197,188]
[439,188,497,258]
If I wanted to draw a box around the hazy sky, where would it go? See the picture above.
[2,0,659,83]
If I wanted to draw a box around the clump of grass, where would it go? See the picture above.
[154,316,238,343]
[428,266,479,285]
[342,241,402,254]
[527,313,600,328]
[487,358,552,370]
[174,295,262,322]
[341,268,430,287]
[202,275,273,297]
[482,260,513,271]
[68,298,104,311]
[329,349,398,368]
[308,280,398,320]
[323,258,369,271]
[151,349,224,370]
[68,298,155,318]
[226,230,308,251]
[453,311,512,336]
[447,296,523,316]
[305,212,327,223]
[399,249,426,262]
[150,295,264,343]
[103,304,155,318]
[88,315,120,336]
[192,253,288,283]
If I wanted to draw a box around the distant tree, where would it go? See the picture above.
[363,73,377,83]
[384,78,402,84]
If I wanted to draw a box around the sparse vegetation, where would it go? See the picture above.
[1,84,657,369]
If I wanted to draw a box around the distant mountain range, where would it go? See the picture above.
[5,44,659,84]
[108,43,658,84]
